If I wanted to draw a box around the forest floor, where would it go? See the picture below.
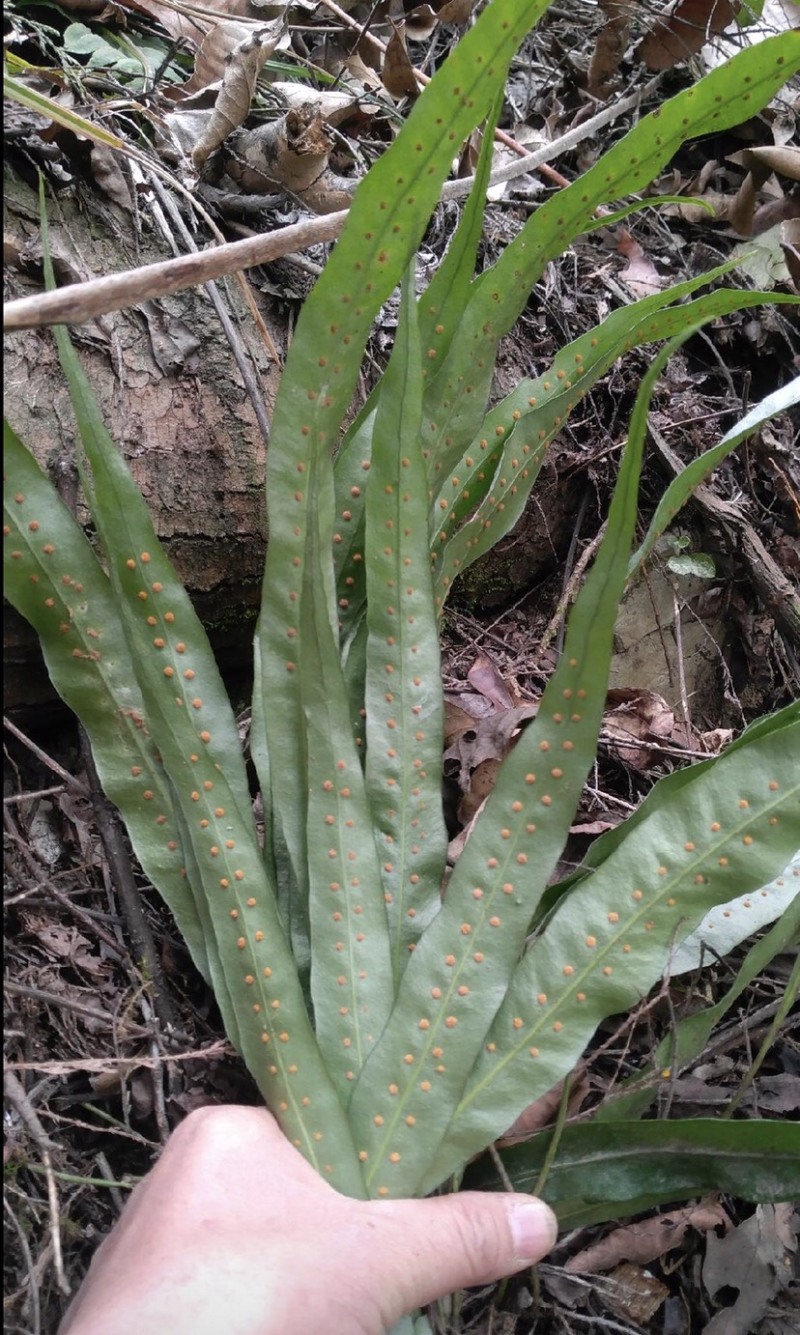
[3,3,799,1333]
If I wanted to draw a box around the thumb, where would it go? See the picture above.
[360,1190,558,1324]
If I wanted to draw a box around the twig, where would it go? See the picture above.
[2,717,88,795]
[3,75,661,333]
[3,1068,58,1153]
[79,732,180,1037]
[4,979,151,1037]
[4,1196,41,1335]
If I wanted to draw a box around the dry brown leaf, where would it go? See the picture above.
[603,686,675,770]
[383,24,419,99]
[467,652,515,710]
[603,1263,670,1326]
[405,4,439,41]
[587,0,632,98]
[190,20,284,166]
[636,0,738,71]
[437,0,475,22]
[703,1204,797,1335]
[499,1074,590,1143]
[616,226,663,299]
[566,1200,731,1273]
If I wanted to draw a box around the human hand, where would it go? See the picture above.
[60,1104,557,1335]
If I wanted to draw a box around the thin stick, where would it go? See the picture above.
[3,77,661,333]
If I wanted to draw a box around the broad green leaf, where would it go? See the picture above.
[300,443,394,1098]
[629,373,800,578]
[2,422,210,984]
[346,338,686,1197]
[37,215,367,1192]
[253,0,555,963]
[596,882,800,1122]
[422,706,799,1192]
[420,35,800,485]
[364,267,449,978]
[465,1120,800,1227]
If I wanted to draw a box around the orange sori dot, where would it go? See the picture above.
[742,835,754,846]
[163,666,174,678]
[151,582,163,593]
[165,612,175,623]
[153,637,165,648]
[246,897,257,908]
[219,878,229,888]
[585,936,596,948]
[254,930,264,942]
[576,992,586,1002]
[517,853,528,864]
[457,985,469,997]
[42,545,55,554]
[539,741,549,752]
[131,766,142,777]
[608,912,619,923]
[236,937,246,949]
[603,966,613,976]
[489,916,501,927]
[389,1152,401,1164]
[525,773,536,784]
[377,1187,389,1197]
[126,558,136,570]
[541,796,552,807]
[234,870,245,880]
[768,781,779,791]
[473,952,484,963]
[529,1047,540,1058]
[419,1081,431,1092]
[214,806,225,816]
[632,889,643,901]
[137,591,148,601]
[460,923,472,935]
[430,987,442,999]
[405,1115,416,1127]
[512,1017,524,1030]
[146,615,157,626]
[563,965,574,976]
[142,790,154,801]
[418,1019,430,1030]
[445,955,456,966]
[200,731,211,742]
[445,1017,457,1028]
[710,821,721,832]
[374,1115,384,1126]
[191,698,203,709]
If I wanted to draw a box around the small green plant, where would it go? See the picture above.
[5,0,799,1263]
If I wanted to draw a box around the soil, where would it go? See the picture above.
[4,5,799,1334]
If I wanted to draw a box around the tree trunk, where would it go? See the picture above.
[4,165,285,718]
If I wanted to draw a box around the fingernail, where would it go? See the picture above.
[508,1199,558,1263]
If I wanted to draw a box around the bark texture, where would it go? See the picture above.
[4,167,285,716]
